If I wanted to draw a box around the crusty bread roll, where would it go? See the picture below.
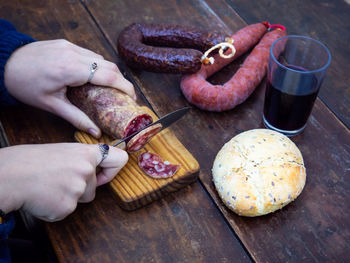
[212,129,306,216]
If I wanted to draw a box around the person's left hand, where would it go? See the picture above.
[4,39,135,138]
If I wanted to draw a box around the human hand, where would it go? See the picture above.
[0,143,128,222]
[4,40,135,138]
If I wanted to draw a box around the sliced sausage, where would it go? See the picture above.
[138,151,180,179]
[126,124,162,153]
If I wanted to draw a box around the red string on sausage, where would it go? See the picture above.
[262,21,286,32]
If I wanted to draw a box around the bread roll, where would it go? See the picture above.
[212,129,306,216]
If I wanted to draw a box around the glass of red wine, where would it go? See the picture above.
[263,35,331,136]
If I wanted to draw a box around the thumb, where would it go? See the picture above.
[95,145,129,186]
[51,97,101,138]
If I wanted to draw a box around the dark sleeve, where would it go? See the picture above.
[0,213,15,262]
[0,19,36,106]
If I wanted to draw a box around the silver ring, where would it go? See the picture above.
[98,143,109,165]
[87,62,98,82]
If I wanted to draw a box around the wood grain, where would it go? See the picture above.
[1,0,350,262]
[0,1,252,262]
[75,107,200,210]
[225,0,350,129]
[83,0,350,262]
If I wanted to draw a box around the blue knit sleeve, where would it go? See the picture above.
[0,19,36,106]
[0,214,15,262]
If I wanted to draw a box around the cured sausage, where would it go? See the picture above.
[67,84,152,139]
[117,23,225,74]
[126,124,162,153]
[138,151,180,179]
[67,84,157,152]
[180,23,286,112]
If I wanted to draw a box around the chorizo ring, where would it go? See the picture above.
[180,23,286,112]
[117,23,225,74]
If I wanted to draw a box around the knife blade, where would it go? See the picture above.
[112,106,191,147]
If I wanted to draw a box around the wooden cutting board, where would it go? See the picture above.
[74,107,200,210]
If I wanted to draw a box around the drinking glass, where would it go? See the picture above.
[263,35,331,136]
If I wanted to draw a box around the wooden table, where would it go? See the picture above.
[1,0,350,262]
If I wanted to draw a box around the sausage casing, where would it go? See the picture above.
[181,24,286,111]
[67,84,153,140]
[117,23,225,74]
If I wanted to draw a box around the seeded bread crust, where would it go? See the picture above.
[212,129,306,217]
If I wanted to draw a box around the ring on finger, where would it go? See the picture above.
[98,143,109,165]
[87,62,98,82]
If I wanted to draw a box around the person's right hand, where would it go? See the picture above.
[0,143,128,222]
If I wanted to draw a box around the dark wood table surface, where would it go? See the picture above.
[1,0,350,262]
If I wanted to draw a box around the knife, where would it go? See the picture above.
[111,106,191,147]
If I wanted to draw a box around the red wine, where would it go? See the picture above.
[263,65,319,131]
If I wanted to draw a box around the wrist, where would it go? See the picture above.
[0,183,23,215]
[0,147,24,214]
[0,28,35,106]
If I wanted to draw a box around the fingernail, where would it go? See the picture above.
[133,94,137,100]
[89,128,100,138]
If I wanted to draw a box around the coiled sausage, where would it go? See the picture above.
[180,23,286,111]
[117,23,225,74]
